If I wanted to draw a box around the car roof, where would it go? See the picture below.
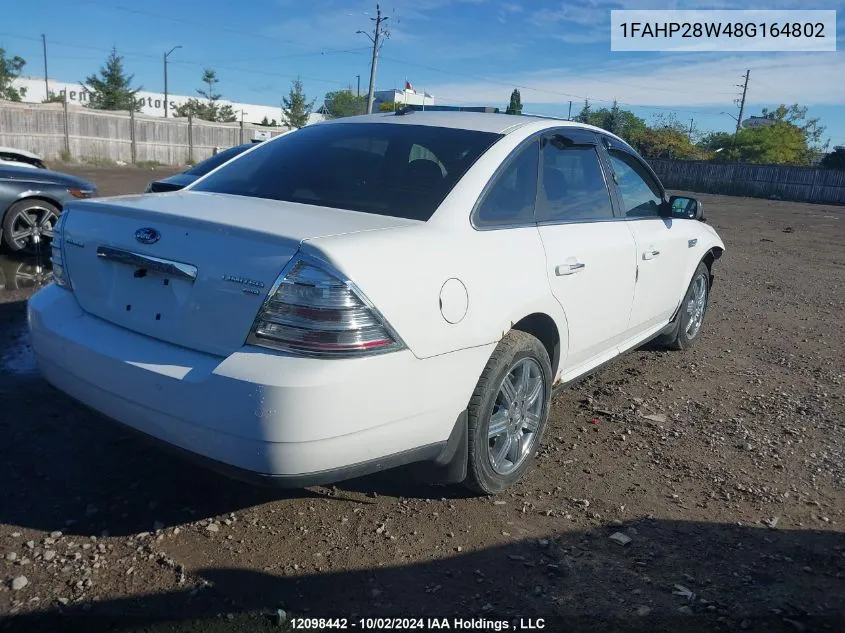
[315,110,627,144]
[0,146,42,160]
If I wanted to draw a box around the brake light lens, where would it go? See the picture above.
[51,211,71,290]
[247,253,405,358]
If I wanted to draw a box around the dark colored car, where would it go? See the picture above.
[144,143,257,193]
[0,165,96,252]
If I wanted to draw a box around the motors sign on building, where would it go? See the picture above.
[12,77,323,125]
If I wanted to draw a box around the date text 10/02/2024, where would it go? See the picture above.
[290,617,547,630]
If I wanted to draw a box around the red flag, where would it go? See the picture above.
[405,80,414,91]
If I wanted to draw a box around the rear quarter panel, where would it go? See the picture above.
[305,223,569,365]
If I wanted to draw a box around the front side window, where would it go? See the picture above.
[608,149,663,217]
[474,140,539,227]
[538,138,613,222]
[192,123,501,221]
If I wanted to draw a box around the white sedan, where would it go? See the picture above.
[28,112,724,494]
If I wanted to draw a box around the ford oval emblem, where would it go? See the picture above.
[135,227,160,244]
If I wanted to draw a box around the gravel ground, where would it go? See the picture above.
[0,166,843,632]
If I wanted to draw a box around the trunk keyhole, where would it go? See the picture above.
[155,313,161,321]
[125,305,131,312]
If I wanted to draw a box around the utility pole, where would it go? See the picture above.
[163,45,182,118]
[356,75,361,97]
[568,100,572,120]
[735,69,750,134]
[41,34,49,100]
[688,118,694,143]
[358,4,389,114]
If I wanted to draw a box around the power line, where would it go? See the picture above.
[1,31,357,89]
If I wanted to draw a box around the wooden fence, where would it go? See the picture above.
[0,100,289,166]
[650,159,845,205]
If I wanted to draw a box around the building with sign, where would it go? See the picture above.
[12,76,324,125]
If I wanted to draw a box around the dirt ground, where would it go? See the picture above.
[0,166,843,633]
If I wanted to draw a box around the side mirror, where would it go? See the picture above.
[665,195,704,221]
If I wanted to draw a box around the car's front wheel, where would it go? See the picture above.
[464,330,552,494]
[2,199,60,252]
[660,261,710,350]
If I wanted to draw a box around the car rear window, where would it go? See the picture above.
[191,123,501,221]
[185,145,251,176]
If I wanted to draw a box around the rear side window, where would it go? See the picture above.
[192,123,501,221]
[474,141,539,227]
[538,140,613,222]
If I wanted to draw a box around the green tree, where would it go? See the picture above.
[217,104,237,123]
[576,101,648,148]
[0,48,27,101]
[174,69,235,122]
[174,98,205,119]
[698,131,734,152]
[574,99,592,124]
[84,47,141,111]
[821,147,845,170]
[259,116,271,126]
[719,121,809,165]
[635,113,701,160]
[197,68,223,121]
[505,88,522,115]
[762,103,828,153]
[379,101,396,112]
[282,77,314,129]
[323,89,367,118]
[42,91,65,104]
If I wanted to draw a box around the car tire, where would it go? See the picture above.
[463,330,552,495]
[2,199,60,253]
[660,261,710,351]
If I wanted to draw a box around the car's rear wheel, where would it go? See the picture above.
[2,200,59,252]
[660,261,710,350]
[464,330,552,494]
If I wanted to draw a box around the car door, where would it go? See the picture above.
[603,143,689,339]
[535,130,638,377]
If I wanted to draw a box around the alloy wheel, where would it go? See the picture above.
[487,357,546,475]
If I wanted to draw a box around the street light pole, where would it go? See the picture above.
[41,34,49,100]
[163,45,182,118]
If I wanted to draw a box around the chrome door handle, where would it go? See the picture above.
[642,250,660,260]
[555,262,586,276]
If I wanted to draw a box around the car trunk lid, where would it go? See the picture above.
[62,192,416,356]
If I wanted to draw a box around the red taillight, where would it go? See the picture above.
[247,253,405,358]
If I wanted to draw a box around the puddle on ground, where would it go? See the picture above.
[0,253,53,296]
[0,253,51,376]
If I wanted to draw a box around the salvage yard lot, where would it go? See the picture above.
[1,166,843,632]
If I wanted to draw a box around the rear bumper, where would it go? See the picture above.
[28,284,491,482]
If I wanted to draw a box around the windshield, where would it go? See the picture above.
[191,123,501,221]
[185,144,252,176]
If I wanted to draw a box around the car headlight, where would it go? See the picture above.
[68,188,96,198]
